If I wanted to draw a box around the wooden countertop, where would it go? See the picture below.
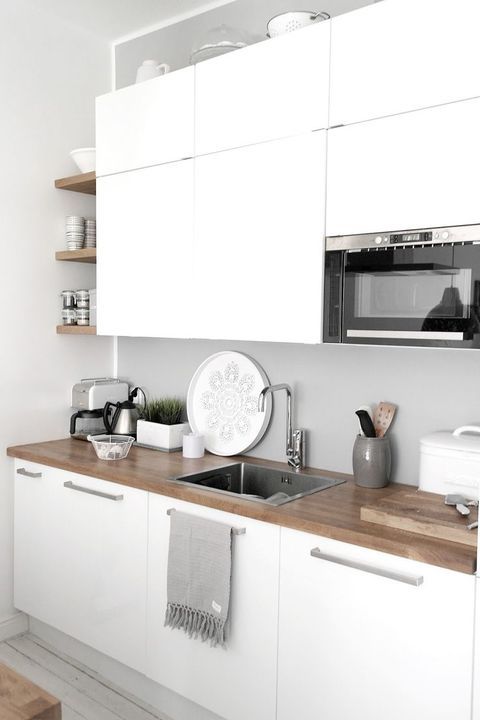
[7,438,477,575]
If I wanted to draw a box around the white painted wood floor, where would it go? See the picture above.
[0,633,171,720]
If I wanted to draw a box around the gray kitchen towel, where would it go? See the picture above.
[164,510,232,647]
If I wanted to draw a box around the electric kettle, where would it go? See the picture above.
[103,387,146,437]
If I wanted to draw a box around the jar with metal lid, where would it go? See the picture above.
[76,290,90,309]
[62,309,77,325]
[76,308,90,326]
[60,290,76,309]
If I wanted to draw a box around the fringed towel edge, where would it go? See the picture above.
[165,602,226,647]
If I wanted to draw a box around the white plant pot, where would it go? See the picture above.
[136,419,190,450]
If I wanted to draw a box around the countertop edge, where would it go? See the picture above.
[7,440,477,576]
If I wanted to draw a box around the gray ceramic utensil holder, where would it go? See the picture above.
[352,435,391,488]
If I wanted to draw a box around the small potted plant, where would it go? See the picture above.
[137,397,190,451]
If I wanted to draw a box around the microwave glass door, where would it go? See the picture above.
[343,245,480,347]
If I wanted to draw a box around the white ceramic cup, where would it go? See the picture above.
[135,60,170,83]
[183,433,205,459]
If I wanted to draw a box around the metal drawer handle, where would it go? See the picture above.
[310,548,424,587]
[16,467,42,478]
[64,480,124,502]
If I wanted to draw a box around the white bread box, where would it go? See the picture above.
[419,426,480,498]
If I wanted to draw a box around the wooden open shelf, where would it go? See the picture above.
[54,171,96,195]
[56,325,97,335]
[55,248,96,264]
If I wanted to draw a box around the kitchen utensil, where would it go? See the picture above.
[70,148,95,173]
[266,10,330,38]
[355,409,376,438]
[187,351,272,456]
[189,25,251,64]
[135,60,170,83]
[373,401,397,437]
[88,434,134,460]
[361,489,478,547]
[103,386,146,437]
[444,494,473,516]
[352,435,391,488]
[419,426,480,495]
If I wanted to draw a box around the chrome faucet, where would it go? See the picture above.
[258,383,305,471]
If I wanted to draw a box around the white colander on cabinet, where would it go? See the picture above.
[266,10,330,38]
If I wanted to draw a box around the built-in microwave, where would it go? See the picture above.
[324,224,480,348]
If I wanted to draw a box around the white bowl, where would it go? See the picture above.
[70,147,96,174]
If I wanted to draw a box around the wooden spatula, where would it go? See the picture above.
[373,401,397,437]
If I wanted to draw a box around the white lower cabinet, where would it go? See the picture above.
[14,462,476,719]
[146,493,280,720]
[14,461,148,673]
[277,527,475,720]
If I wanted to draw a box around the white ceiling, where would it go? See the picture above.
[29,0,233,41]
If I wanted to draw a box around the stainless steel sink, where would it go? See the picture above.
[169,462,345,506]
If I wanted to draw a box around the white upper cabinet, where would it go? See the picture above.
[195,22,330,156]
[278,527,475,720]
[330,0,480,127]
[327,97,480,237]
[96,159,194,338]
[194,131,326,343]
[96,67,194,176]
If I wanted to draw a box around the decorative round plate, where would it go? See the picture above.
[187,351,272,456]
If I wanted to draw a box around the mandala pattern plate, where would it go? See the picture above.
[187,351,272,456]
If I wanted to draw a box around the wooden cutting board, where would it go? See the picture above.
[0,662,61,719]
[361,489,478,547]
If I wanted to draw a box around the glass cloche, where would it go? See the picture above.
[189,24,254,64]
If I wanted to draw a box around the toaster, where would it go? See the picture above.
[71,377,129,410]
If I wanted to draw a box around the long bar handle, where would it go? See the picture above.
[310,548,423,587]
[16,467,42,478]
[167,508,246,535]
[64,480,124,502]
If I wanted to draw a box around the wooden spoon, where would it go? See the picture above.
[373,401,397,437]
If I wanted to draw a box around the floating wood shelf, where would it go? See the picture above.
[55,248,96,264]
[54,171,96,195]
[56,325,97,335]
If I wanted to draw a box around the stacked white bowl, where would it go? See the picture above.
[66,216,85,250]
[85,219,96,248]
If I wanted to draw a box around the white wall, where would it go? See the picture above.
[0,0,112,628]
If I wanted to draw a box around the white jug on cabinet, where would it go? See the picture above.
[135,60,170,83]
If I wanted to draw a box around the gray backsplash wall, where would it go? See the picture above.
[115,0,372,88]
[118,337,480,485]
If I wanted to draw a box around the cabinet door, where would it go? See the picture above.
[14,462,148,673]
[330,0,480,127]
[277,527,474,720]
[195,23,330,156]
[97,159,194,337]
[327,98,480,237]
[96,67,194,176]
[194,132,326,343]
[146,493,280,720]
